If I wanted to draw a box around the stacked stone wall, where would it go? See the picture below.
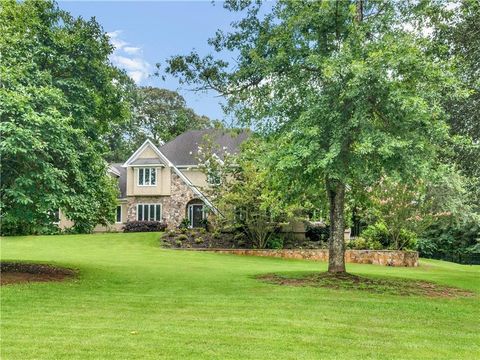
[200,249,418,267]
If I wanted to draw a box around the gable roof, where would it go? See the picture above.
[159,129,250,166]
[119,138,217,211]
[122,139,171,168]
[110,163,127,198]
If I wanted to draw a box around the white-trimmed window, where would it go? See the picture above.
[116,205,122,223]
[137,204,162,221]
[138,167,156,186]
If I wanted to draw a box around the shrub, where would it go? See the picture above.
[212,231,222,239]
[167,230,176,237]
[123,221,167,233]
[175,240,183,247]
[348,237,367,250]
[200,218,210,231]
[266,236,284,249]
[177,234,188,241]
[233,232,246,245]
[418,221,479,260]
[361,222,390,247]
[348,237,383,250]
[194,237,204,244]
[398,229,418,251]
[360,222,418,250]
[236,240,246,247]
[179,218,190,229]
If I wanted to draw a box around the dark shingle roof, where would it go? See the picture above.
[110,163,127,198]
[159,129,250,166]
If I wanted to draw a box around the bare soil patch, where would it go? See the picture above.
[1,262,76,286]
[257,272,475,298]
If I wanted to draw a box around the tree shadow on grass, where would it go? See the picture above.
[256,272,475,298]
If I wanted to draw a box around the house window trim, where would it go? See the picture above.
[115,205,122,223]
[136,203,162,222]
[137,167,157,187]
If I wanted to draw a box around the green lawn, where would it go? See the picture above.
[1,233,479,359]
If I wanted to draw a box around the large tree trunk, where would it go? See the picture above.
[327,179,346,273]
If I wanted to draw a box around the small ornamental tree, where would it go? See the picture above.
[166,1,462,272]
[196,135,291,249]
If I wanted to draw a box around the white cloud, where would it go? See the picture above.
[124,46,141,55]
[107,30,128,51]
[107,30,151,84]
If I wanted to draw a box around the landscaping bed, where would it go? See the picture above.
[161,228,237,248]
[0,262,76,286]
[161,228,327,249]
[257,272,475,298]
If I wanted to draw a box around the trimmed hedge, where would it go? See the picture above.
[123,221,167,233]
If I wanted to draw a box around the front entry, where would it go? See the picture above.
[187,203,205,228]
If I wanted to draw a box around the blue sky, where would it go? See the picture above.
[59,1,259,122]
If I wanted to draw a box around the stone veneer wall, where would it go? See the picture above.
[202,249,418,267]
[126,172,198,228]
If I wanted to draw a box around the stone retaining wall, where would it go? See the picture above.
[203,249,418,267]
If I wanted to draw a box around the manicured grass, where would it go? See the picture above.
[1,233,479,359]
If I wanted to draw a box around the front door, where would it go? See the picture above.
[188,204,204,228]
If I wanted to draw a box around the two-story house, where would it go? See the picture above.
[57,129,249,231]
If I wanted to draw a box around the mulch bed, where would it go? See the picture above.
[1,262,76,286]
[257,272,475,298]
[162,228,237,249]
[161,228,326,250]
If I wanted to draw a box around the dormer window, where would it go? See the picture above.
[138,167,156,186]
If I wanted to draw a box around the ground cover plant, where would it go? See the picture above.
[1,233,479,359]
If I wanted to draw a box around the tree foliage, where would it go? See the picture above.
[0,0,132,234]
[105,87,214,161]
[166,0,460,272]
[196,136,291,249]
[428,0,480,209]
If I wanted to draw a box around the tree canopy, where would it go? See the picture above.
[0,0,133,234]
[166,0,463,272]
[105,87,214,161]
[429,0,480,208]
